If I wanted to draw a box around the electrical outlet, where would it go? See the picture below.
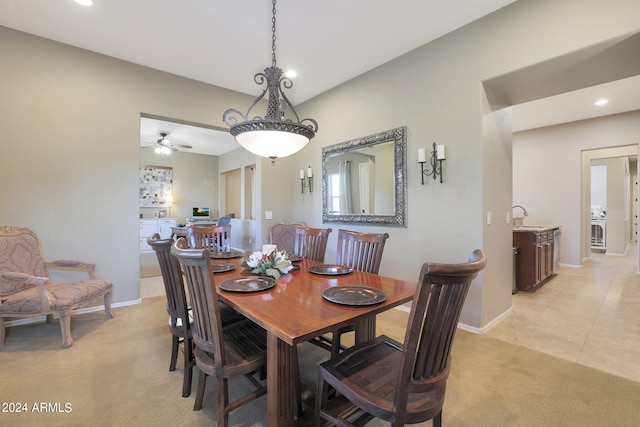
[487,211,492,225]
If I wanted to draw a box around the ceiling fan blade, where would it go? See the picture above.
[173,144,193,149]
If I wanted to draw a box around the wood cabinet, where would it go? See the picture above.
[139,218,177,252]
[513,229,556,291]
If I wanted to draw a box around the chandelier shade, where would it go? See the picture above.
[222,0,318,164]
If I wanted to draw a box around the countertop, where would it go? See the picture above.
[513,225,560,233]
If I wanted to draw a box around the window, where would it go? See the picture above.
[329,173,341,214]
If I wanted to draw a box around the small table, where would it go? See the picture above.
[211,257,417,426]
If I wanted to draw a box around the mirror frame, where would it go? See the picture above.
[322,126,407,227]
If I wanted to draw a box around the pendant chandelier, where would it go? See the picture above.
[222,0,318,164]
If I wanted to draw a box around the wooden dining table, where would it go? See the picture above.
[209,255,418,426]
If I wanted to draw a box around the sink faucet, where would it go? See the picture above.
[512,205,528,216]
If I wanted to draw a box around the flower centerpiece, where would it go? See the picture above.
[241,245,294,280]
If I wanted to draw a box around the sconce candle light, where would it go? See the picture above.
[300,166,313,194]
[418,142,445,184]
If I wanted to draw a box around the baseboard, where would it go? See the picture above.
[390,302,512,335]
[3,298,142,328]
[458,306,514,334]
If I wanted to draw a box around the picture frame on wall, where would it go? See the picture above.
[140,165,173,207]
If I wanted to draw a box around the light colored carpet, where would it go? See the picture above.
[1,297,639,426]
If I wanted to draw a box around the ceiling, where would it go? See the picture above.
[1,0,639,155]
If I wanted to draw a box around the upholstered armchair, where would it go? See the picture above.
[0,226,113,349]
[269,221,306,254]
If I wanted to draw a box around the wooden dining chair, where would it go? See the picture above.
[311,229,390,356]
[146,234,244,398]
[171,238,267,426]
[316,249,486,427]
[336,229,389,274]
[293,226,332,262]
[187,224,231,253]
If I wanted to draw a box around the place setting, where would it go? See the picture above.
[210,251,244,259]
[218,245,293,293]
[308,264,354,276]
[321,285,387,306]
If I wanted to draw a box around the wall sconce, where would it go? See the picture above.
[300,166,313,194]
[418,143,445,184]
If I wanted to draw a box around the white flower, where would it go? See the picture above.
[272,250,294,274]
[246,250,263,268]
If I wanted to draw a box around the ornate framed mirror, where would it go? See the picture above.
[322,126,407,227]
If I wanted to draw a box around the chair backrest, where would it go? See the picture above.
[187,224,231,252]
[0,226,47,277]
[217,216,232,226]
[269,221,306,254]
[171,238,226,361]
[394,249,486,416]
[146,233,190,327]
[294,227,332,262]
[335,229,389,274]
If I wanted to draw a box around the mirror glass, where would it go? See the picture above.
[322,126,407,227]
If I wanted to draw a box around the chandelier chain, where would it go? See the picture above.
[271,0,277,67]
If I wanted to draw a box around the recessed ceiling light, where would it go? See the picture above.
[284,70,297,79]
[75,0,93,6]
[594,98,609,106]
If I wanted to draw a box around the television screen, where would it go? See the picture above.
[192,207,210,218]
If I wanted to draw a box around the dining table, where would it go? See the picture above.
[208,254,418,426]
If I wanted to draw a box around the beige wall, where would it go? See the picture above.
[2,0,640,328]
[0,26,255,304]
[290,0,640,328]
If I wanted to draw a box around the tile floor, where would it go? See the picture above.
[487,244,640,383]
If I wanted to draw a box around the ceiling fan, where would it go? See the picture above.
[143,132,193,155]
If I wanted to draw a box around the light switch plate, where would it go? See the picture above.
[265,211,273,220]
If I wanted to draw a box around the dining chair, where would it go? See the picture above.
[311,229,390,356]
[187,224,231,253]
[147,234,245,398]
[217,215,232,226]
[316,249,486,427]
[335,229,390,275]
[293,226,332,262]
[269,221,306,254]
[171,238,267,426]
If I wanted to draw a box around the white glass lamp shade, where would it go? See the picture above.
[235,130,309,159]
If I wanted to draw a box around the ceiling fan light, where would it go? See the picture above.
[155,146,162,154]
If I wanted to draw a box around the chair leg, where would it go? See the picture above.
[433,409,442,427]
[315,372,330,426]
[193,371,207,411]
[103,291,114,319]
[0,319,5,350]
[169,335,179,371]
[217,377,230,427]
[331,331,342,357]
[58,310,73,348]
[182,338,193,397]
